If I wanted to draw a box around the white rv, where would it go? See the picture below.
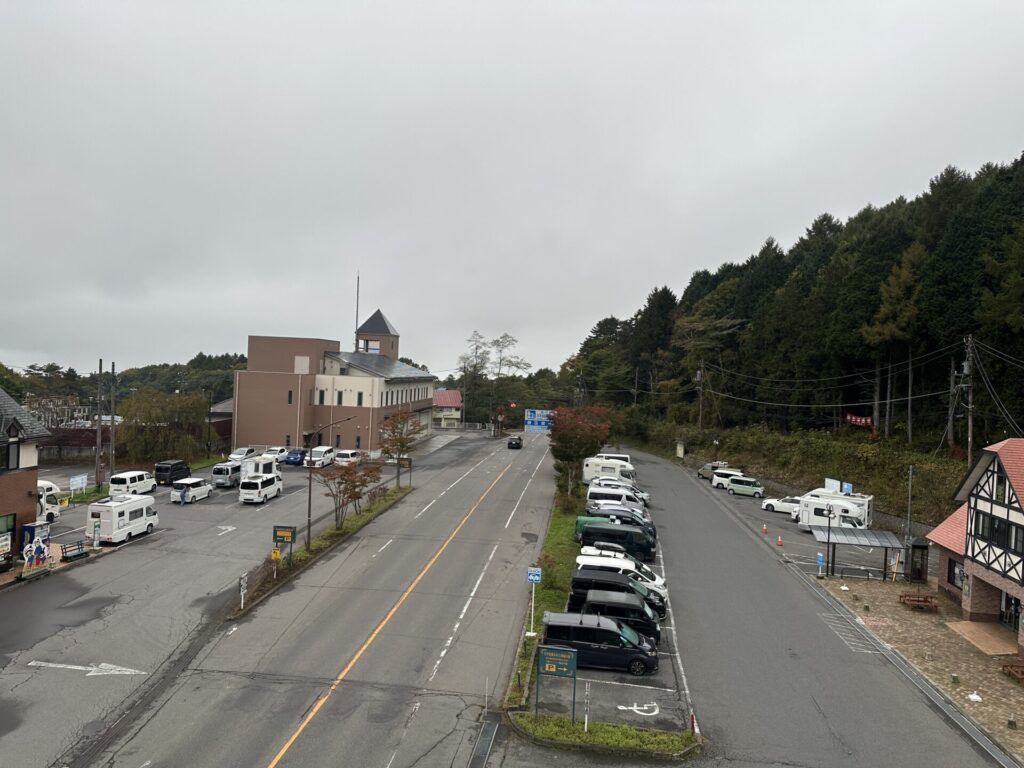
[88,495,159,543]
[796,498,867,532]
[582,457,636,484]
[802,488,873,527]
[242,457,282,480]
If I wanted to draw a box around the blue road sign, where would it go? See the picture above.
[524,409,552,432]
[816,552,824,568]
[841,481,853,494]
[527,566,542,583]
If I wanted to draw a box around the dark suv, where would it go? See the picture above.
[155,459,191,486]
[507,435,523,449]
[542,611,658,676]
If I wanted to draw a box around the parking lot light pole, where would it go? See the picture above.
[305,415,358,550]
[825,504,835,577]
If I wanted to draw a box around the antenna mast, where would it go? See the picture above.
[354,272,360,351]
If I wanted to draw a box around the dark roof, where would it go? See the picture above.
[0,387,50,441]
[810,528,903,548]
[328,351,436,382]
[357,309,399,337]
[211,398,234,414]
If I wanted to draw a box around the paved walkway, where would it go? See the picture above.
[826,577,1024,763]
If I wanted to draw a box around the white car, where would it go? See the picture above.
[590,476,651,505]
[762,496,802,517]
[170,477,214,504]
[334,449,363,467]
[261,446,289,463]
[229,447,258,462]
[304,446,336,468]
[239,473,283,504]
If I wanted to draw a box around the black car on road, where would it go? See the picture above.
[507,435,523,449]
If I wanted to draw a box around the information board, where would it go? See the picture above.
[524,408,552,432]
[538,645,577,678]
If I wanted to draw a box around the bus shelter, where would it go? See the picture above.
[811,527,905,578]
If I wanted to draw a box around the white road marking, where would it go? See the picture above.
[658,540,694,714]
[617,702,660,716]
[51,526,86,539]
[414,500,436,520]
[28,660,147,676]
[820,613,880,653]
[384,751,397,768]
[577,677,675,692]
[374,539,394,557]
[427,544,499,682]
[217,526,236,536]
[138,762,152,768]
[115,530,164,550]
[504,449,549,529]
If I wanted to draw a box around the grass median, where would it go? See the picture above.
[510,712,695,756]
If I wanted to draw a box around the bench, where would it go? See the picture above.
[1002,663,1024,685]
[899,592,939,612]
[60,541,90,563]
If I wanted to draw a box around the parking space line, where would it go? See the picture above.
[577,677,676,692]
[51,526,86,539]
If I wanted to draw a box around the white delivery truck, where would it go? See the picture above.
[801,488,873,527]
[88,495,159,543]
[582,457,637,484]
[796,497,867,532]
[36,481,63,523]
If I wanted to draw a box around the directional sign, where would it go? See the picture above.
[524,409,552,433]
[28,660,146,677]
[537,646,577,678]
[69,473,89,492]
[527,566,542,583]
[273,525,297,544]
[816,552,824,568]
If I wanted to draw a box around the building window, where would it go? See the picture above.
[357,392,364,407]
[974,511,993,541]
[337,391,343,406]
[993,517,1008,548]
[318,390,325,406]
[0,513,14,534]
[286,435,291,447]
[948,559,965,589]
[0,442,19,471]
[355,435,361,449]
[1010,524,1024,555]
[288,390,293,405]
[335,435,340,448]
[996,475,1008,504]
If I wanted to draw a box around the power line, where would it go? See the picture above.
[704,384,950,410]
[973,350,1024,436]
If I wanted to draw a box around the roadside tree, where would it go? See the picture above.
[379,413,425,488]
[548,406,615,493]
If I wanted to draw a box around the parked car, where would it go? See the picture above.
[697,461,729,481]
[580,522,656,562]
[154,459,191,486]
[711,467,744,489]
[334,449,363,467]
[211,461,242,488]
[762,496,802,516]
[575,554,668,599]
[229,447,258,462]
[285,448,307,466]
[170,477,213,503]
[568,568,666,618]
[582,589,661,645]
[590,476,650,504]
[727,475,764,498]
[579,546,666,589]
[109,471,157,495]
[261,446,289,463]
[542,611,657,676]
[304,446,336,468]
[507,435,523,449]
[239,473,283,504]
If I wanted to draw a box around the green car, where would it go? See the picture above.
[727,475,764,498]
[575,515,611,540]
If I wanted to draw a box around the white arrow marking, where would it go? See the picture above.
[217,526,236,536]
[28,660,147,677]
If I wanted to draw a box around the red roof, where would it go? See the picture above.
[988,439,1024,495]
[927,503,967,556]
[433,389,462,408]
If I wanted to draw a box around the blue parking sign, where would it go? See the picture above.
[527,566,542,583]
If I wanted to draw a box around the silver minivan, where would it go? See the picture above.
[211,461,242,488]
[585,485,645,511]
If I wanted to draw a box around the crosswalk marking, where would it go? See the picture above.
[819,613,880,653]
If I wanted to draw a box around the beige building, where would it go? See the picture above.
[232,310,436,453]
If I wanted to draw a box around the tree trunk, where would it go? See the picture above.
[906,343,913,445]
[873,359,881,434]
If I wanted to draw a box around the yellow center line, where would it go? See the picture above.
[266,461,514,768]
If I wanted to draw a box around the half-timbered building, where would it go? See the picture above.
[954,439,1024,652]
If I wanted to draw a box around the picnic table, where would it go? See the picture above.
[899,592,939,611]
[1002,663,1024,685]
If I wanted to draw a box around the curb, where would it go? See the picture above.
[228,487,412,619]
[504,711,704,762]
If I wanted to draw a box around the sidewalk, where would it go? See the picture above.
[0,540,111,591]
[826,577,1024,763]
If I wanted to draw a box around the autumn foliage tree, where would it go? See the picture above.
[315,462,385,528]
[379,413,425,488]
[548,406,615,493]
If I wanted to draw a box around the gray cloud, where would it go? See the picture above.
[3,1,1023,376]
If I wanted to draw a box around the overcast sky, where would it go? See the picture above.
[3,1,1023,379]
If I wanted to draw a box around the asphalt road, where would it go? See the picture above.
[70,432,553,766]
[488,447,1003,768]
[0,432,533,768]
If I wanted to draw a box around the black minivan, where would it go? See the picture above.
[580,521,655,562]
[567,569,666,618]
[542,611,658,676]
[582,589,661,644]
[155,459,191,486]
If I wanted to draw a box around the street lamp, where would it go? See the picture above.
[825,503,836,577]
[305,415,358,550]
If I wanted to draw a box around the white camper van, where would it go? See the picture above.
[796,498,866,532]
[36,481,63,523]
[582,457,636,484]
[802,488,874,527]
[88,495,159,543]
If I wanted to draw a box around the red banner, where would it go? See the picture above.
[845,413,874,428]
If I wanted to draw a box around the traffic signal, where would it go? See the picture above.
[509,401,517,408]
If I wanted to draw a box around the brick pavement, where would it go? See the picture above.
[826,577,1024,763]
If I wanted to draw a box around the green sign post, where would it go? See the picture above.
[273,525,297,567]
[535,645,578,722]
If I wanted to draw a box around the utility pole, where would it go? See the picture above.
[947,357,956,450]
[95,358,103,490]
[966,334,974,466]
[110,361,116,478]
[906,344,913,446]
[905,464,914,547]
[633,367,638,407]
[697,359,704,432]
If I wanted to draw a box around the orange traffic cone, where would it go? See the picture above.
[776,535,783,547]
[761,523,768,534]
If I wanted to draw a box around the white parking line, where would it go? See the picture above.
[658,540,693,714]
[504,449,549,529]
[51,526,86,539]
[115,530,164,550]
[577,677,676,692]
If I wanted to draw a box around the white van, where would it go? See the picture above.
[796,498,866,531]
[590,476,651,505]
[211,461,242,488]
[583,457,636,484]
[586,485,645,511]
[711,468,744,489]
[36,489,62,523]
[89,495,158,543]
[304,447,336,468]
[596,452,631,466]
[109,471,157,495]
[239,474,283,504]
[575,554,669,599]
[334,449,363,467]
[580,545,666,588]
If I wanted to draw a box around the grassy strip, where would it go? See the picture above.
[511,712,695,755]
[505,493,583,707]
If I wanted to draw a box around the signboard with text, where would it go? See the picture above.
[538,645,577,678]
[273,526,297,544]
[527,566,542,583]
[524,409,553,432]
